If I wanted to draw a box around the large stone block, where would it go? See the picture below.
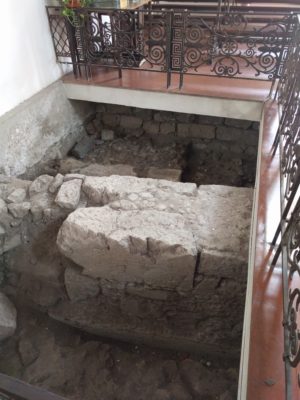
[82,176,197,205]
[196,185,253,259]
[57,207,198,291]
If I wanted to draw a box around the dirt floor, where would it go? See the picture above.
[0,307,238,400]
[41,137,256,188]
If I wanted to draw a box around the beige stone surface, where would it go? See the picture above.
[55,179,82,210]
[57,206,197,291]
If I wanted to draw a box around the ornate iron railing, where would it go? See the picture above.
[46,4,294,88]
[271,14,300,399]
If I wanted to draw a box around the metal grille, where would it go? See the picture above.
[46,5,293,88]
[270,14,300,399]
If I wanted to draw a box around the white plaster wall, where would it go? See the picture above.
[0,0,66,117]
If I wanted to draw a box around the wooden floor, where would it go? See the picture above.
[63,68,272,103]
[245,102,300,399]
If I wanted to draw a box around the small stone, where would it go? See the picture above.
[55,179,82,210]
[8,202,30,218]
[48,173,64,194]
[59,158,87,174]
[70,136,95,159]
[29,175,54,197]
[101,129,115,141]
[6,188,27,204]
[64,174,85,182]
[0,292,17,341]
[85,121,97,136]
[30,193,53,221]
[18,338,39,366]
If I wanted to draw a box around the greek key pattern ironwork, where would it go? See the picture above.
[46,6,293,85]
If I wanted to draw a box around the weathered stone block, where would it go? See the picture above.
[0,293,17,341]
[48,173,64,194]
[55,179,82,210]
[30,192,54,220]
[64,173,85,182]
[216,126,243,142]
[189,124,215,139]
[6,188,27,204]
[224,118,252,129]
[70,136,95,160]
[101,129,115,141]
[79,164,136,178]
[29,175,54,197]
[102,113,120,128]
[198,115,224,125]
[160,122,176,135]
[154,111,175,122]
[107,104,131,115]
[120,116,143,130]
[177,123,190,136]
[143,121,160,135]
[196,185,253,258]
[82,176,197,205]
[8,202,30,219]
[65,266,100,302]
[243,130,259,146]
[147,167,182,182]
[57,207,198,291]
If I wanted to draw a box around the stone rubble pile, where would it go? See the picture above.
[0,173,253,356]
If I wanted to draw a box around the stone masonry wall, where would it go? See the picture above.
[0,173,253,359]
[80,104,259,187]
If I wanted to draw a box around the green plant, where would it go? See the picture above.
[61,0,94,21]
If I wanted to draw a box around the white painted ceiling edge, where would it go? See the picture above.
[0,0,69,118]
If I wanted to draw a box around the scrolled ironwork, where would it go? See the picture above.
[46,5,294,86]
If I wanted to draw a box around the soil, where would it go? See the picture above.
[0,307,238,400]
[42,137,255,188]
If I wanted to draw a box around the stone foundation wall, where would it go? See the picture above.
[1,173,253,359]
[93,104,259,160]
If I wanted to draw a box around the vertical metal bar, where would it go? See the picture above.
[179,10,186,90]
[166,11,173,89]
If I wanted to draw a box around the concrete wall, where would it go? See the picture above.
[0,81,94,176]
[0,0,67,118]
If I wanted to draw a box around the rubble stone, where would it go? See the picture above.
[29,175,54,197]
[48,173,64,194]
[6,188,27,204]
[8,202,31,219]
[55,179,82,210]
